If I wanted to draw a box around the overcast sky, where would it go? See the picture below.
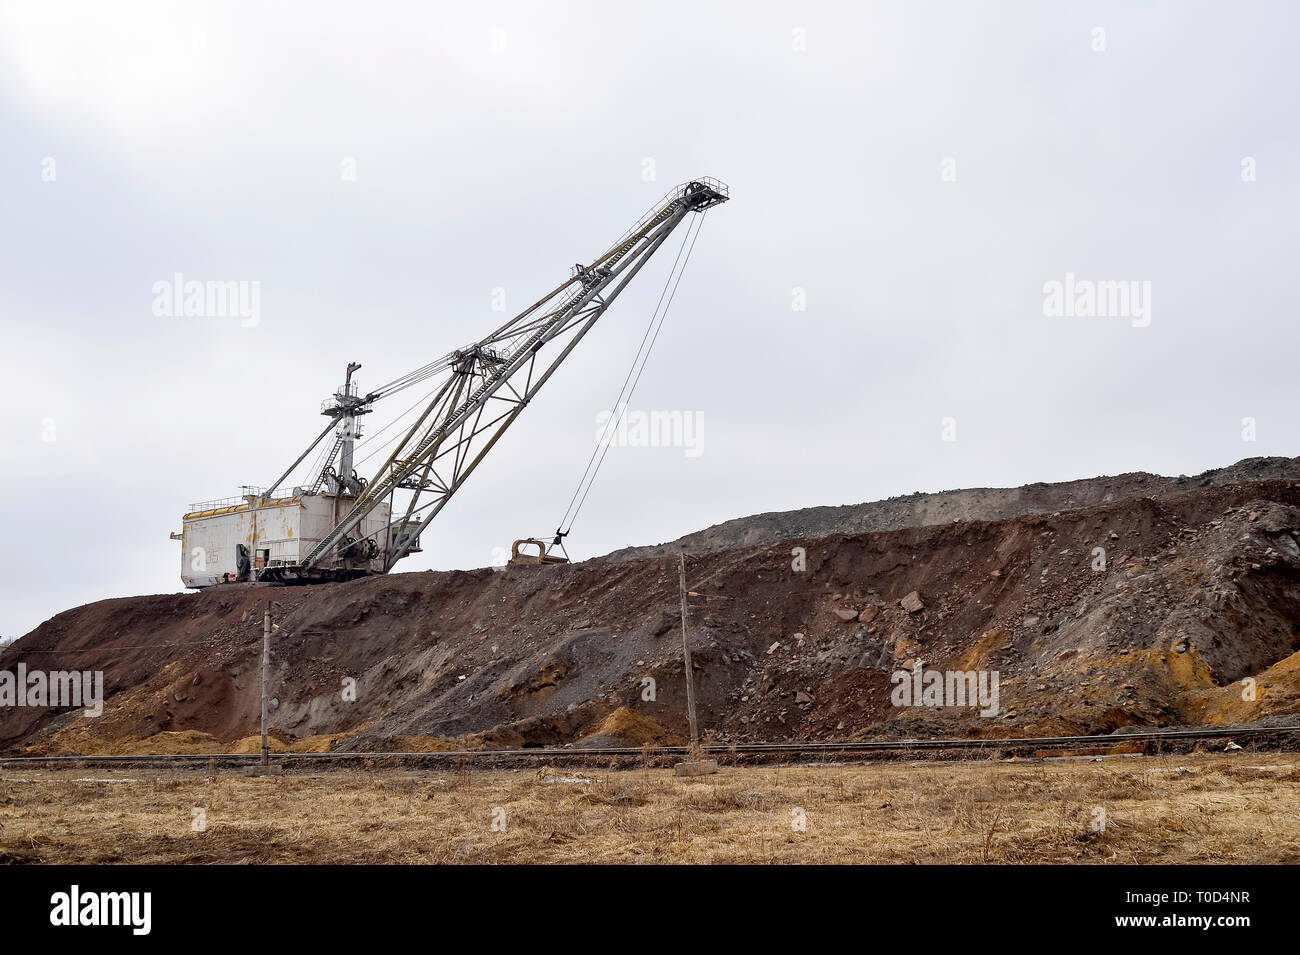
[3,1,1298,637]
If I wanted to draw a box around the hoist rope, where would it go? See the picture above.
[555,209,709,538]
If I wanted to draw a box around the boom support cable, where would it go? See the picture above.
[555,209,708,537]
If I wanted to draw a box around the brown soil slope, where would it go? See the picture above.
[4,464,1300,754]
[607,455,1300,560]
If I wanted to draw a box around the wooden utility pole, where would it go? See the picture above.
[261,600,271,767]
[678,554,699,747]
[673,554,716,776]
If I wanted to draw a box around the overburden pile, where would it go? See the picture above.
[5,457,1299,755]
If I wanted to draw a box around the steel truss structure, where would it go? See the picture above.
[257,178,728,583]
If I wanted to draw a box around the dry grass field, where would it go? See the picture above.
[1,753,1298,864]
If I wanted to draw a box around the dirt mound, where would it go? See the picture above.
[26,728,221,756]
[606,456,1300,561]
[578,706,684,747]
[4,462,1300,754]
[229,733,288,755]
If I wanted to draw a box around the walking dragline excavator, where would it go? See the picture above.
[174,178,729,588]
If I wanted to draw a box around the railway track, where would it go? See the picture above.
[2,723,1296,769]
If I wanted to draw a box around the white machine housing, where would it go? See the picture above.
[179,491,391,588]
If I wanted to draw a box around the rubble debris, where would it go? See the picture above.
[6,458,1300,754]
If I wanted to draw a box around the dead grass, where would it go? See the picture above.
[0,753,1297,864]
